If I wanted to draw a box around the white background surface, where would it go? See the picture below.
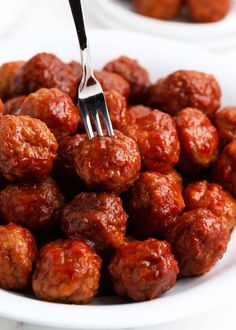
[0,0,236,329]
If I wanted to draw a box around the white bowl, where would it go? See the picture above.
[84,0,236,51]
[0,30,236,329]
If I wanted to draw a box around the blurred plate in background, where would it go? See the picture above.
[85,0,236,51]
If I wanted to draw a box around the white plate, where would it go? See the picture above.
[0,30,236,329]
[84,0,236,50]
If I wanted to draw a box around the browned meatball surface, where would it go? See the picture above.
[95,70,130,98]
[187,0,231,23]
[109,239,179,301]
[104,56,151,103]
[164,168,183,192]
[212,140,236,198]
[72,130,141,194]
[215,107,236,147]
[126,105,152,125]
[53,134,87,198]
[0,61,25,100]
[167,209,229,276]
[11,53,77,99]
[147,70,221,117]
[176,108,218,172]
[184,180,236,232]
[127,172,185,239]
[4,95,26,115]
[62,192,128,252]
[122,109,180,173]
[0,177,64,234]
[32,239,101,303]
[0,223,37,290]
[17,88,79,139]
[68,60,83,84]
[0,115,58,181]
[134,0,182,20]
[0,98,4,115]
[105,90,127,129]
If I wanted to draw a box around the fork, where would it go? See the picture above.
[69,0,114,139]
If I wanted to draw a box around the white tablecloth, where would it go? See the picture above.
[0,1,235,329]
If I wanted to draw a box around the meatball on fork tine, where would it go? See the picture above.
[69,0,114,139]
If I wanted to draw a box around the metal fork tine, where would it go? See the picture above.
[80,105,94,139]
[99,95,114,137]
[91,111,103,137]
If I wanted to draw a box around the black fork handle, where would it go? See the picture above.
[69,0,87,50]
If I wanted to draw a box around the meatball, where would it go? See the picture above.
[0,223,37,290]
[134,0,182,20]
[11,53,77,99]
[53,134,87,198]
[214,107,236,147]
[187,0,231,23]
[104,56,151,103]
[127,172,185,239]
[122,109,180,172]
[147,70,221,117]
[0,98,4,115]
[167,209,229,276]
[68,60,83,84]
[126,105,152,125]
[212,140,236,198]
[94,70,130,98]
[109,239,179,301]
[176,108,218,172]
[62,192,128,252]
[0,61,25,100]
[0,115,58,181]
[17,88,79,139]
[4,95,26,115]
[72,130,141,194]
[105,90,127,129]
[184,180,236,232]
[165,168,183,192]
[0,177,64,234]
[32,239,102,303]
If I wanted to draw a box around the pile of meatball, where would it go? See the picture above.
[0,52,235,304]
[133,0,232,23]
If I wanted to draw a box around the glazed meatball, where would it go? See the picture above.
[0,61,25,100]
[11,53,77,99]
[126,105,152,125]
[147,70,221,117]
[214,107,236,147]
[127,172,185,239]
[0,98,4,115]
[32,239,102,303]
[53,134,87,198]
[68,60,83,84]
[4,95,26,115]
[17,88,79,139]
[104,56,151,103]
[134,0,182,20]
[165,168,183,192]
[184,180,236,232]
[167,209,229,276]
[105,90,127,129]
[176,108,218,172]
[72,130,141,194]
[62,192,128,252]
[212,140,236,198]
[0,177,64,234]
[187,0,231,23]
[122,109,180,172]
[0,223,37,290]
[0,115,58,181]
[94,70,130,98]
[109,239,179,301]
